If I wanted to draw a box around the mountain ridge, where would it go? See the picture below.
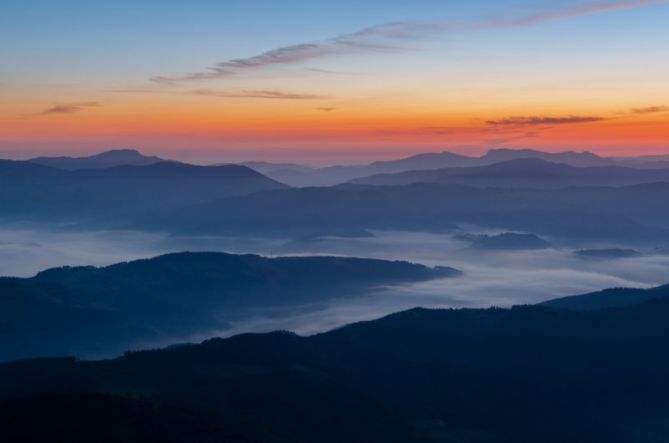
[350,157,669,188]
[29,149,165,170]
[0,251,459,362]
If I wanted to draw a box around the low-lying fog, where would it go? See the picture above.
[2,226,669,343]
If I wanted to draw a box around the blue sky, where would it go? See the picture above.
[1,0,668,162]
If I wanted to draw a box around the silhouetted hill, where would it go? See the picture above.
[0,159,61,180]
[240,151,479,186]
[368,150,478,170]
[3,293,669,442]
[0,252,458,362]
[482,148,612,166]
[351,158,669,188]
[241,149,621,186]
[541,284,669,310]
[615,154,669,169]
[455,232,552,250]
[29,149,165,170]
[0,161,286,225]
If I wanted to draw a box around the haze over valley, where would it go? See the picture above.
[3,148,669,364]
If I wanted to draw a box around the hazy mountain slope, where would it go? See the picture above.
[615,154,669,169]
[0,252,458,362]
[481,148,613,166]
[146,182,669,244]
[351,158,669,188]
[0,159,62,180]
[0,162,287,225]
[5,155,669,244]
[241,149,623,187]
[29,149,165,170]
[240,151,480,186]
[3,294,669,442]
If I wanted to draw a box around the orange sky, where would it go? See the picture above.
[2,0,668,163]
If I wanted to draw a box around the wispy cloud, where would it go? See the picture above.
[40,102,99,115]
[151,23,408,84]
[479,0,668,29]
[317,107,338,112]
[486,115,607,127]
[190,89,327,100]
[152,0,667,84]
[632,105,669,114]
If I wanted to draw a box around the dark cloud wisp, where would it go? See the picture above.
[632,105,669,114]
[190,89,327,100]
[486,116,607,127]
[40,102,99,115]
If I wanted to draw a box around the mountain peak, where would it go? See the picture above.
[482,148,608,166]
[29,149,165,170]
[93,149,145,158]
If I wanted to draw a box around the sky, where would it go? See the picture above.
[1,0,668,164]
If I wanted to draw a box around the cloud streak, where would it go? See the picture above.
[632,105,669,114]
[190,89,327,100]
[40,102,99,115]
[478,0,668,29]
[152,0,667,84]
[486,115,607,127]
[151,31,403,84]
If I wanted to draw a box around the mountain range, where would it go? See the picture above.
[4,149,669,244]
[241,148,669,187]
[29,149,165,170]
[0,160,286,226]
[350,158,669,188]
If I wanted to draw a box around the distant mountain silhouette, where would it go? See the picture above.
[244,149,669,187]
[615,154,669,169]
[239,151,479,186]
[29,149,165,170]
[4,153,669,244]
[0,159,62,182]
[351,158,669,188]
[241,149,620,186]
[0,252,459,362]
[20,148,665,187]
[4,287,669,442]
[481,148,612,166]
[455,232,552,250]
[0,161,286,225]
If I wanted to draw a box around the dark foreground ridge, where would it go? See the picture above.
[0,251,459,362]
[2,284,669,443]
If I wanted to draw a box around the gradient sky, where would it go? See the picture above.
[1,0,668,164]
